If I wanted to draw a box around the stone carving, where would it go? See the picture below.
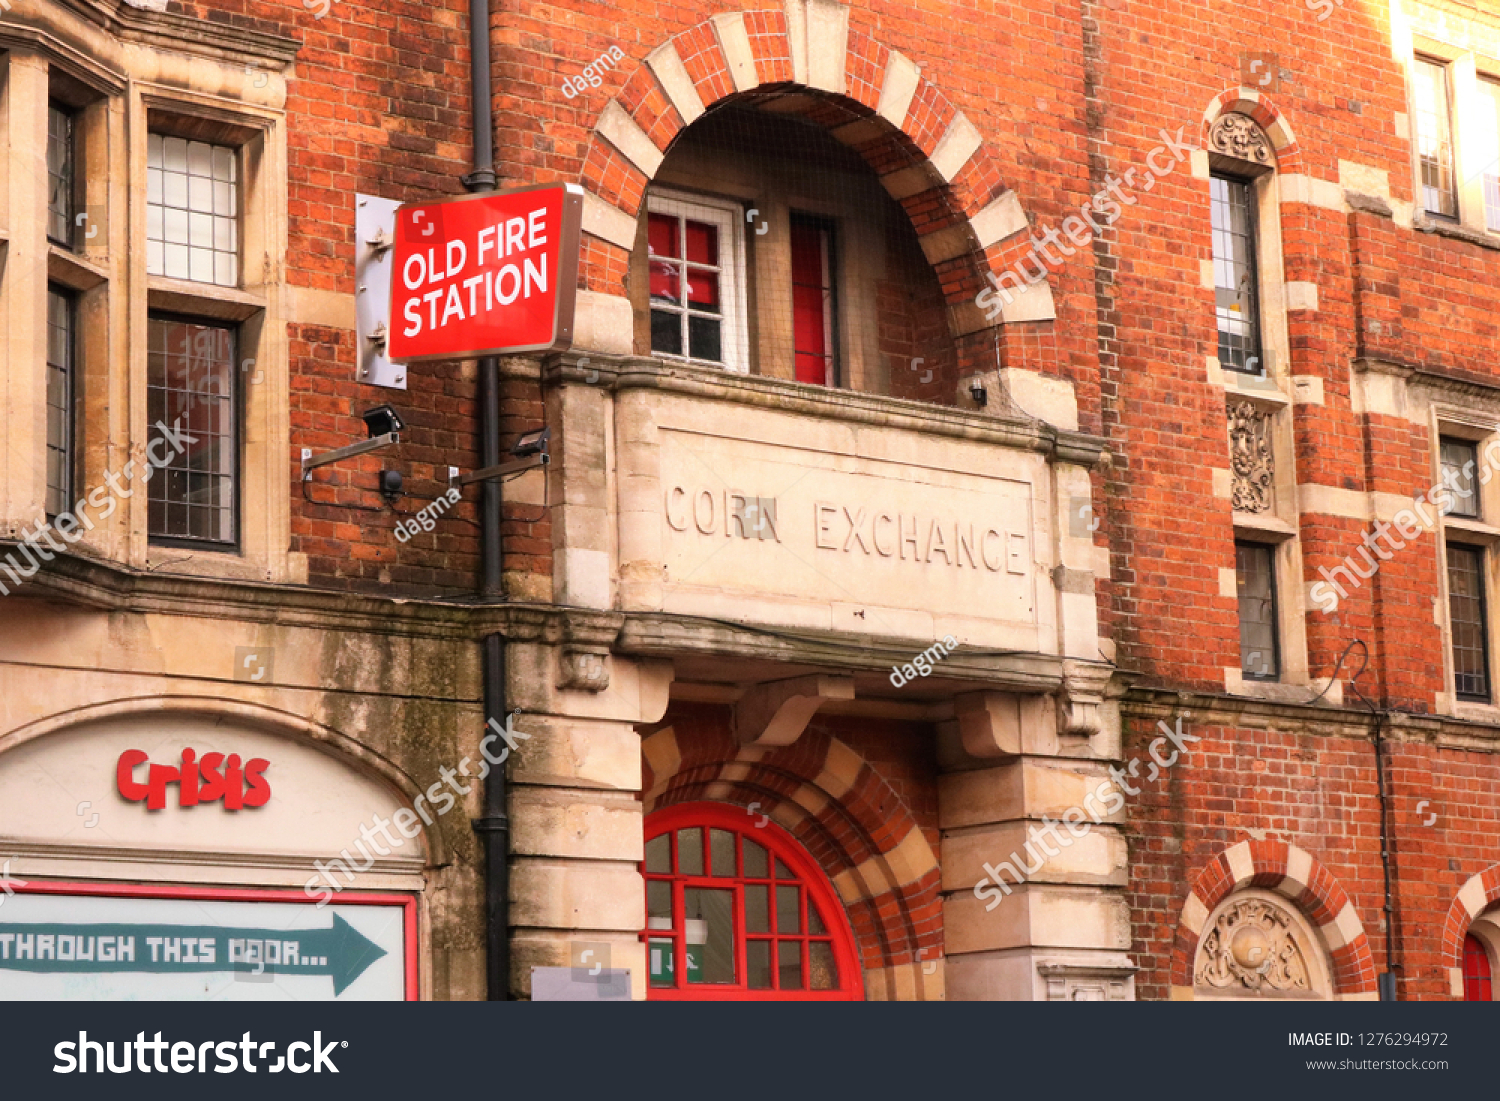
[1209,113,1273,166]
[558,649,610,692]
[1229,400,1275,513]
[1195,896,1311,993]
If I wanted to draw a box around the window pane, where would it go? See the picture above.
[777,941,803,990]
[649,939,675,987]
[1414,58,1458,217]
[47,105,74,247]
[687,315,722,363]
[647,212,679,259]
[650,310,682,356]
[677,828,703,876]
[645,833,671,874]
[742,839,769,879]
[1440,438,1479,518]
[776,885,801,934]
[647,879,672,921]
[808,903,827,936]
[710,828,735,876]
[745,884,770,933]
[1236,542,1279,679]
[686,268,720,310]
[45,288,74,518]
[684,219,718,265]
[746,940,772,989]
[1211,176,1262,373]
[147,133,239,285]
[683,888,735,984]
[649,261,680,305]
[774,858,794,880]
[1449,544,1490,700]
[147,317,236,545]
[791,217,833,385]
[809,942,837,990]
[1479,79,1500,232]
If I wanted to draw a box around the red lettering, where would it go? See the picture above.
[145,763,180,811]
[243,759,271,808]
[221,755,245,811]
[116,750,149,802]
[178,748,200,807]
[197,753,228,803]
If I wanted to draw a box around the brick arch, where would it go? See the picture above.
[1201,88,1305,174]
[641,721,942,1000]
[1168,840,1378,999]
[575,2,1055,347]
[1441,865,1500,971]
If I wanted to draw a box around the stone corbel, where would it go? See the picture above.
[735,675,854,747]
[953,692,1023,758]
[1058,659,1113,737]
[558,648,611,692]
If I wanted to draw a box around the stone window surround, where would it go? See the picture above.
[1430,403,1500,721]
[1405,34,1500,242]
[0,14,297,586]
[1200,117,1316,701]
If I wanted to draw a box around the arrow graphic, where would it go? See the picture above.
[0,913,385,996]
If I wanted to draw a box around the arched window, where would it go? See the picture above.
[641,802,862,1000]
[1464,933,1493,1001]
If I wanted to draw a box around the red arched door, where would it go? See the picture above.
[1463,933,1493,1001]
[641,802,862,1000]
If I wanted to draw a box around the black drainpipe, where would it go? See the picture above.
[463,0,508,1001]
[1322,639,1400,1000]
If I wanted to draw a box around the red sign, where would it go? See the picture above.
[117,748,270,811]
[387,183,583,363]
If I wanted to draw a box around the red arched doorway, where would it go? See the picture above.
[641,802,863,1000]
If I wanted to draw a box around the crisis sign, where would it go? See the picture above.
[388,182,583,363]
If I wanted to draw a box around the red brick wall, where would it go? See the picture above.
[1125,709,1500,1000]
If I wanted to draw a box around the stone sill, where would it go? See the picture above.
[1415,216,1500,252]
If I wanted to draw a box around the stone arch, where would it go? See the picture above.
[575,0,1056,357]
[1441,864,1500,992]
[1201,88,1304,174]
[0,694,448,865]
[642,719,941,1000]
[1168,840,1378,999]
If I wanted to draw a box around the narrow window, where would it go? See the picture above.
[649,209,725,365]
[1211,175,1263,374]
[1464,933,1494,1001]
[1236,541,1279,680]
[46,103,75,248]
[45,286,75,518]
[147,134,239,287]
[147,317,237,546]
[790,215,835,386]
[1440,437,1480,518]
[1414,57,1458,218]
[1478,77,1500,232]
[1448,543,1490,701]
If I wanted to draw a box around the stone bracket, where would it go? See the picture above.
[953,691,1024,758]
[558,648,611,692]
[1058,658,1114,738]
[735,674,854,746]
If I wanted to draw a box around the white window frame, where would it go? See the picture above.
[645,188,749,373]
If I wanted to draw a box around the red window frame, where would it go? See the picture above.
[1463,932,1493,1001]
[641,802,863,1000]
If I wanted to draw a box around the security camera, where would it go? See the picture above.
[362,405,406,438]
